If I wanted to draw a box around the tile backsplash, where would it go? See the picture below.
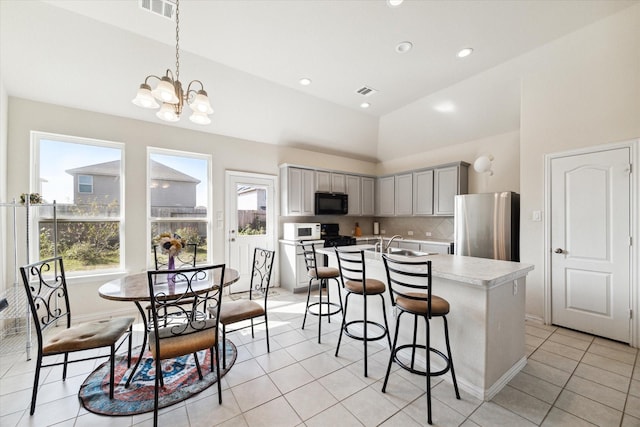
[279,216,454,241]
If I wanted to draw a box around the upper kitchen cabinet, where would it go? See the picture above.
[433,162,469,215]
[281,166,315,216]
[361,177,375,216]
[413,169,434,216]
[394,173,413,216]
[315,171,346,193]
[376,176,395,216]
[345,175,361,216]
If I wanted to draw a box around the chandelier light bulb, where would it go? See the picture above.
[152,77,179,104]
[156,103,180,122]
[189,90,214,114]
[132,84,160,109]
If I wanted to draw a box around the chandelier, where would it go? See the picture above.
[132,0,213,125]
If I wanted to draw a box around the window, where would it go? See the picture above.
[148,149,210,267]
[32,132,124,273]
[78,175,93,193]
[237,184,267,236]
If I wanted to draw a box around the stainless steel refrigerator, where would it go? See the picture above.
[454,192,520,261]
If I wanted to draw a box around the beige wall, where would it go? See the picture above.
[520,5,640,320]
[377,130,520,194]
[3,98,376,319]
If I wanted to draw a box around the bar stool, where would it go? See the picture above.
[334,248,391,377]
[381,254,460,425]
[300,241,343,343]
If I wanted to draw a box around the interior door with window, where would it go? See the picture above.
[550,147,631,342]
[226,172,276,294]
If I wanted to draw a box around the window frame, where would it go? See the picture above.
[147,147,212,268]
[77,174,94,194]
[31,131,125,275]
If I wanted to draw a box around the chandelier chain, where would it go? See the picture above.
[175,0,180,82]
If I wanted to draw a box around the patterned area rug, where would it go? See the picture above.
[78,340,236,416]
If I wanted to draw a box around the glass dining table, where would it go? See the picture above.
[98,266,239,386]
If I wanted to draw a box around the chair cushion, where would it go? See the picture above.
[219,300,265,325]
[307,267,340,279]
[43,316,134,355]
[149,319,218,360]
[344,278,385,295]
[396,292,450,316]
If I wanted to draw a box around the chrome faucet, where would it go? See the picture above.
[384,235,403,253]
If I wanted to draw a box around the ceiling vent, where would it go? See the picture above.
[356,86,378,97]
[140,0,176,21]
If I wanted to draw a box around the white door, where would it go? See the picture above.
[226,171,276,294]
[550,147,631,342]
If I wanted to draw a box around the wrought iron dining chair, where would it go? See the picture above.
[20,256,134,415]
[381,254,460,425]
[148,243,199,324]
[153,243,198,269]
[210,247,275,368]
[146,263,225,427]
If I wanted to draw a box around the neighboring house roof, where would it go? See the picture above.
[66,160,200,184]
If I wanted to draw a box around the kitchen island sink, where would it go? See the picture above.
[317,244,534,401]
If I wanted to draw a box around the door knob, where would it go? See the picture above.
[554,248,564,254]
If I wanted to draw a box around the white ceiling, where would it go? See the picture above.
[0,0,635,162]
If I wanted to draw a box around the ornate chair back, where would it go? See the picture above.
[153,242,198,269]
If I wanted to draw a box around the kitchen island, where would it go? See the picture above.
[316,245,534,401]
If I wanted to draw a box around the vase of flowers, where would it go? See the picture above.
[153,232,186,292]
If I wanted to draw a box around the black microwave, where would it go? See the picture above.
[315,192,348,215]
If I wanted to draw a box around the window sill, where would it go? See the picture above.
[65,270,130,286]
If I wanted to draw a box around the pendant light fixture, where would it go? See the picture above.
[132,0,213,125]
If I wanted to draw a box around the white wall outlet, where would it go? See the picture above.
[425,231,432,237]
[380,229,386,235]
[407,230,413,236]
[532,210,542,222]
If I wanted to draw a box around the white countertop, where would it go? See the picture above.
[317,244,534,288]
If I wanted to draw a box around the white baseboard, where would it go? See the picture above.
[389,351,527,401]
[525,314,545,324]
[483,356,527,401]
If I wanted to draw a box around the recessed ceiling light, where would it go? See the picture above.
[387,0,404,7]
[395,41,413,53]
[360,102,371,109]
[457,48,473,58]
[299,78,312,86]
[434,102,456,113]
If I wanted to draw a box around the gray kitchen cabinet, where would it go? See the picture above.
[413,169,434,215]
[315,170,331,192]
[398,241,420,251]
[433,163,469,215]
[282,166,315,216]
[316,170,345,193]
[420,242,452,254]
[280,240,325,292]
[345,175,361,216]
[331,173,346,193]
[394,173,413,216]
[376,176,395,216]
[361,176,375,216]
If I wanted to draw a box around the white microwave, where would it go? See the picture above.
[283,223,321,241]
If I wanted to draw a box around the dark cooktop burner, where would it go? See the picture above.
[323,235,357,247]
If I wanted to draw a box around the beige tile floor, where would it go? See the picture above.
[1,289,639,426]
